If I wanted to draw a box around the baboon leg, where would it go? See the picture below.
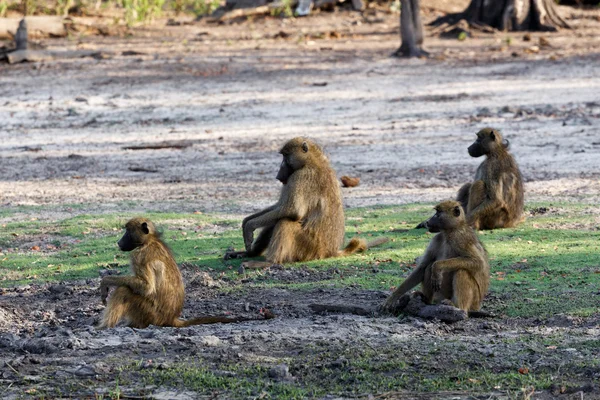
[99,287,153,329]
[420,264,435,303]
[451,270,477,312]
[224,226,274,259]
[467,180,486,214]
[248,225,275,257]
[266,220,308,264]
[98,287,132,328]
[457,183,471,212]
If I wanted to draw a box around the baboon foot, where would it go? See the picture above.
[224,249,247,260]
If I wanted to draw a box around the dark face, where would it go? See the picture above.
[468,141,484,157]
[424,205,462,233]
[276,157,293,184]
[468,128,499,158]
[117,222,149,251]
[424,211,442,233]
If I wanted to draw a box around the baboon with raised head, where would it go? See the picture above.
[416,128,524,231]
[225,137,387,264]
[458,127,524,230]
[382,200,490,316]
[98,217,273,329]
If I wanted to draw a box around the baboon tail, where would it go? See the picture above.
[339,237,389,256]
[366,237,390,249]
[468,310,495,319]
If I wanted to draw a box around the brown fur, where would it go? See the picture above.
[98,218,273,329]
[382,201,490,316]
[225,137,387,264]
[458,127,525,230]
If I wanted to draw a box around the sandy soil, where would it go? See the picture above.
[1,4,600,398]
[1,5,600,216]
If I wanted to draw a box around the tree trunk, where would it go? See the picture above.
[394,0,428,57]
[432,0,570,32]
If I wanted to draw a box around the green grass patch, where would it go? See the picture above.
[1,202,599,319]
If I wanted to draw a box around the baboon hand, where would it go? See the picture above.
[224,250,247,260]
[100,283,109,306]
[379,293,410,315]
[430,265,443,292]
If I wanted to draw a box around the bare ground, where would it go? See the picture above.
[1,4,600,398]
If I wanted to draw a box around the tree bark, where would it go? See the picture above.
[394,0,428,58]
[432,0,569,32]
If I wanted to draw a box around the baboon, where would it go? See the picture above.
[458,127,524,230]
[416,128,524,231]
[98,217,273,329]
[224,137,387,264]
[382,200,490,316]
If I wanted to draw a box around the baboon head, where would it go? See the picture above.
[276,137,322,184]
[118,217,156,251]
[424,201,465,233]
[468,128,509,158]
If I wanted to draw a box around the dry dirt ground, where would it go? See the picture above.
[1,2,600,399]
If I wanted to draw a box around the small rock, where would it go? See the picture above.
[200,335,221,347]
[539,37,551,48]
[268,364,291,380]
[48,284,71,294]
[191,272,221,288]
[67,365,96,377]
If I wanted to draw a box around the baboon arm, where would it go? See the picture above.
[390,266,426,298]
[432,257,481,275]
[100,273,157,297]
[243,205,277,228]
[387,240,438,300]
[468,180,504,222]
[243,201,303,249]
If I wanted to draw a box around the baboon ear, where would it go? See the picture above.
[453,206,461,217]
[301,141,309,153]
[141,222,149,234]
[502,139,510,149]
[490,131,496,141]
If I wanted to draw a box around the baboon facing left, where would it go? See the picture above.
[382,200,490,316]
[458,127,525,230]
[98,217,272,329]
[225,137,387,265]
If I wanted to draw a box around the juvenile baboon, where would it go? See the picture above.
[225,137,387,264]
[382,201,490,316]
[458,127,524,230]
[98,218,273,329]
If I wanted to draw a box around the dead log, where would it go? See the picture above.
[0,16,66,39]
[309,304,375,316]
[430,0,570,32]
[7,49,105,64]
[122,141,193,150]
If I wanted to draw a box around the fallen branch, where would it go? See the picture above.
[240,260,278,270]
[122,141,193,150]
[7,49,106,64]
[128,166,159,173]
[309,304,375,316]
